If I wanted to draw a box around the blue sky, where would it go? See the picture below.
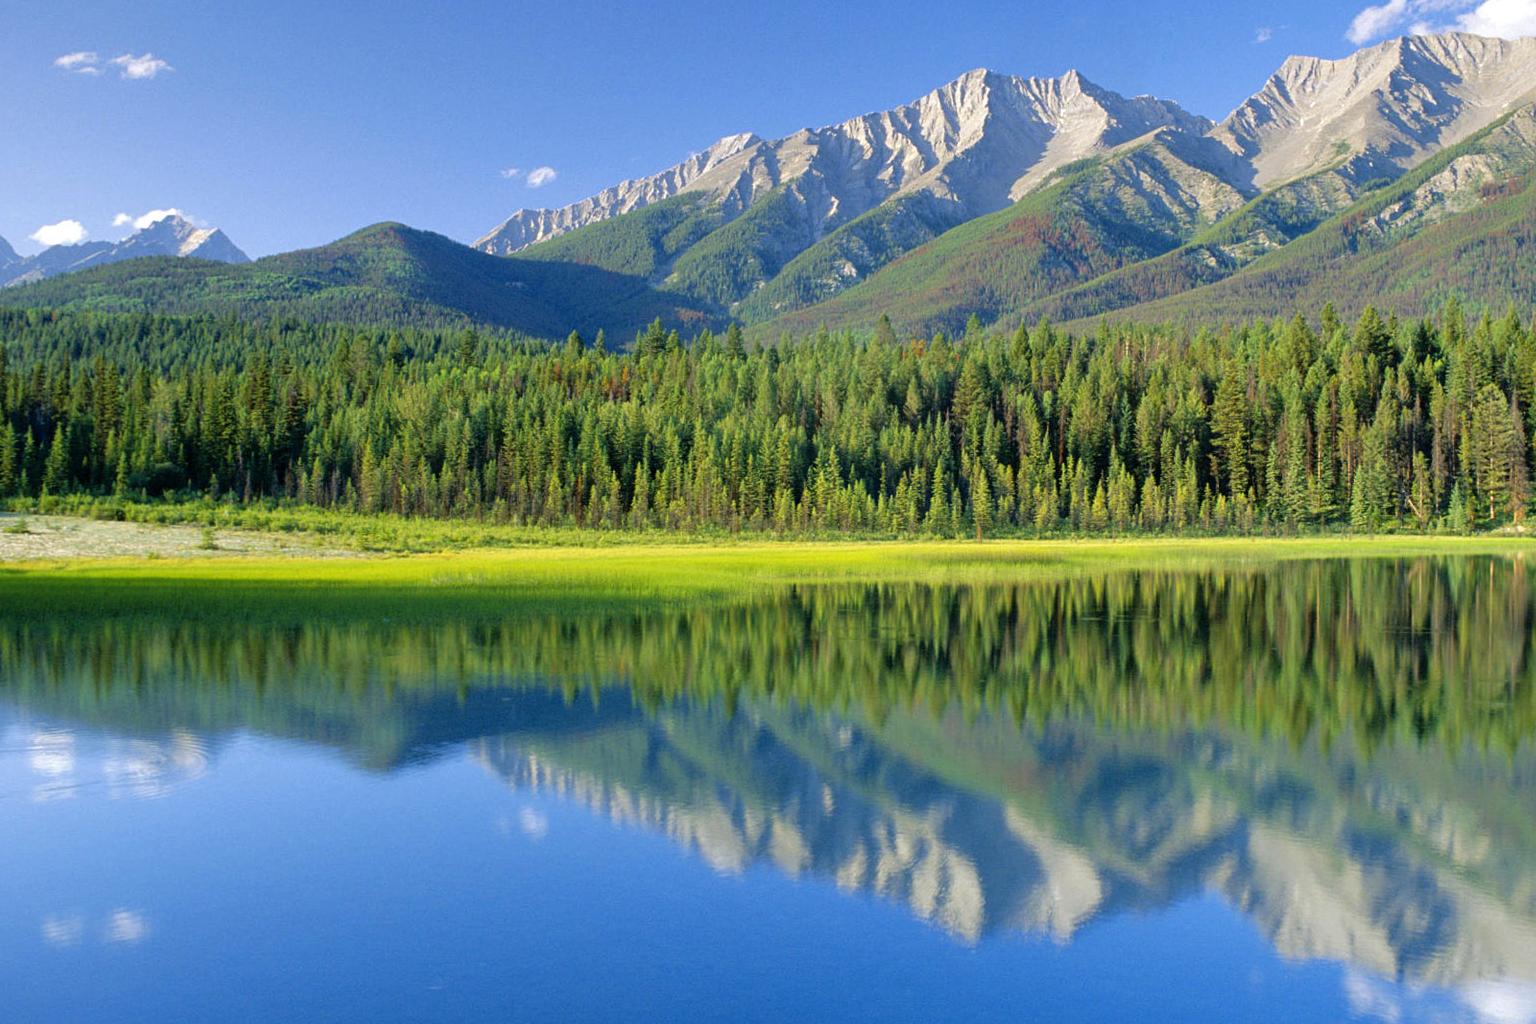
[4,0,1534,257]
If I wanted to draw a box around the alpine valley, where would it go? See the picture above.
[7,30,1536,341]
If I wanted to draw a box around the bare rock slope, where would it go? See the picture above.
[476,32,1536,330]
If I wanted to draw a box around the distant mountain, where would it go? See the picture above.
[480,31,1536,337]
[94,214,249,265]
[478,69,1208,313]
[0,214,249,288]
[12,32,1536,340]
[0,233,18,270]
[1,222,715,340]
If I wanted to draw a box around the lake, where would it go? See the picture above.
[3,554,1534,1022]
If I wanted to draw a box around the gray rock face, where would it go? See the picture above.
[475,702,1536,987]
[475,68,1208,255]
[0,234,17,269]
[0,215,249,288]
[475,31,1536,311]
[1212,32,1536,189]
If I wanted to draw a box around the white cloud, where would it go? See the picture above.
[110,53,173,80]
[29,219,88,247]
[53,51,101,74]
[125,208,189,230]
[1349,0,1413,43]
[1455,0,1536,37]
[526,166,557,188]
[499,166,522,179]
[1255,26,1274,42]
[1347,0,1536,43]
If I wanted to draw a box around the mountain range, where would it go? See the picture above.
[6,31,1536,339]
[0,222,712,338]
[0,213,248,288]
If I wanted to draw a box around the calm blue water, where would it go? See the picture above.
[3,561,1534,1022]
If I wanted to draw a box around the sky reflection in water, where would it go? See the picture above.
[3,556,1534,1023]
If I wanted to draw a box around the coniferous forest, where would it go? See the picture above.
[2,301,1533,536]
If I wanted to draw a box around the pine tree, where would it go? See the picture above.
[41,427,70,497]
[113,446,130,498]
[1211,360,1249,497]
[1468,384,1514,522]
[971,468,992,540]
[0,422,14,497]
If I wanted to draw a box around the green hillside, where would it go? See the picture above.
[663,187,823,308]
[516,186,830,312]
[3,223,717,340]
[514,194,725,279]
[732,192,966,322]
[754,143,1243,339]
[1026,168,1359,322]
[1092,107,1536,325]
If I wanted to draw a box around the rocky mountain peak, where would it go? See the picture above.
[1216,31,1536,188]
[0,215,249,288]
[475,66,1199,257]
[122,214,250,262]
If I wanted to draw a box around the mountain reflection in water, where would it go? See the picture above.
[3,555,1534,1012]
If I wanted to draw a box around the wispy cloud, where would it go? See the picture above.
[103,909,150,945]
[53,51,101,75]
[1255,26,1275,42]
[53,50,174,80]
[1348,0,1413,43]
[526,166,557,188]
[110,53,173,80]
[29,219,88,247]
[1347,0,1536,43]
[114,208,192,232]
[499,166,522,179]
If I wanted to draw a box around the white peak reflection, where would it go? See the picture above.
[1462,981,1536,1024]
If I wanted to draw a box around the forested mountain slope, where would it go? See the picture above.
[2,223,715,340]
[1077,105,1536,326]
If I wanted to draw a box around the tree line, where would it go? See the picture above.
[2,301,1533,535]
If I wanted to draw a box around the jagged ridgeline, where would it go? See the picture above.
[6,558,1536,977]
[472,32,1536,338]
[8,33,1536,339]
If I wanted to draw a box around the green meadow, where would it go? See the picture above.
[3,533,1532,624]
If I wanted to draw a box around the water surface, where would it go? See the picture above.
[4,556,1535,1022]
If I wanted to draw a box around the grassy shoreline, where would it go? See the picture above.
[2,529,1532,623]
